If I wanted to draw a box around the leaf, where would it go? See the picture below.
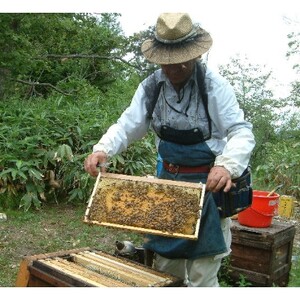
[19,193,33,211]
[32,197,41,210]
[56,144,74,162]
[0,168,15,177]
[15,170,28,181]
[29,169,44,180]
[16,160,23,169]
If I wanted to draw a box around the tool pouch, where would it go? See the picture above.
[213,166,253,218]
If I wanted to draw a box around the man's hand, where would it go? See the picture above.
[84,151,108,177]
[206,166,233,193]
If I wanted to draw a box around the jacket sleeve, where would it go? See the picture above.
[92,84,151,157]
[206,71,256,178]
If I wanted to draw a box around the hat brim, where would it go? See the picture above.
[141,27,213,65]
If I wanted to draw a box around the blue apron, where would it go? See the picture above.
[143,140,227,259]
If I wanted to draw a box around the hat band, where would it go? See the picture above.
[155,26,199,44]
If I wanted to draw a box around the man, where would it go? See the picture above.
[84,13,255,286]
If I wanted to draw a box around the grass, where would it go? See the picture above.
[289,247,300,286]
[0,203,299,287]
[0,203,143,287]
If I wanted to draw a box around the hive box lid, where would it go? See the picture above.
[84,173,205,240]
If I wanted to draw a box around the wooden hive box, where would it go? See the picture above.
[84,173,205,240]
[15,248,183,287]
[228,220,296,287]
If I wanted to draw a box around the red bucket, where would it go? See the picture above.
[238,190,279,228]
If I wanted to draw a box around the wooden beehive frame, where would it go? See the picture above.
[84,173,205,240]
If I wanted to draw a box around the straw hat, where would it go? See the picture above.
[141,13,213,65]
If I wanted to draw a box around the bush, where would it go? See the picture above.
[253,140,300,199]
[0,76,156,210]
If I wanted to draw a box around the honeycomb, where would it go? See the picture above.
[84,173,205,239]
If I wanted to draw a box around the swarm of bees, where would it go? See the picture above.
[87,175,202,236]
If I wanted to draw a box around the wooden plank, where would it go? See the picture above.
[231,220,296,249]
[28,265,72,287]
[74,251,161,280]
[38,258,129,287]
[32,260,102,287]
[27,275,52,287]
[272,263,292,280]
[72,251,175,285]
[71,253,160,286]
[19,247,91,264]
[86,221,199,239]
[270,243,291,271]
[230,239,293,274]
[94,172,203,188]
[15,259,31,287]
[230,244,271,273]
[84,172,205,239]
[273,273,290,287]
[229,266,270,286]
[91,250,183,286]
[229,264,291,287]
[15,247,91,287]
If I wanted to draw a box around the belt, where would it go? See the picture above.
[163,161,211,174]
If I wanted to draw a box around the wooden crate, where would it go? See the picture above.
[228,220,296,287]
[84,173,205,240]
[15,248,183,287]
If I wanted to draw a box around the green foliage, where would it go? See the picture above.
[0,13,127,99]
[0,83,109,210]
[219,55,300,201]
[253,140,300,198]
[218,56,281,167]
[289,248,300,287]
[0,101,76,209]
[0,13,299,211]
[287,32,300,73]
[219,55,275,121]
[108,134,156,176]
[125,25,159,79]
[218,257,252,287]
[0,75,155,210]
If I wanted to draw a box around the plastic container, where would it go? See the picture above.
[278,195,295,218]
[238,190,279,228]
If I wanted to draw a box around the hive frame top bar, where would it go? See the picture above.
[94,172,205,188]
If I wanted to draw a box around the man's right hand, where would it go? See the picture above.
[84,151,108,177]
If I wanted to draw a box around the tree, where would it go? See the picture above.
[0,13,127,98]
[285,31,300,113]
[218,56,278,166]
[124,25,159,79]
[217,38,300,197]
